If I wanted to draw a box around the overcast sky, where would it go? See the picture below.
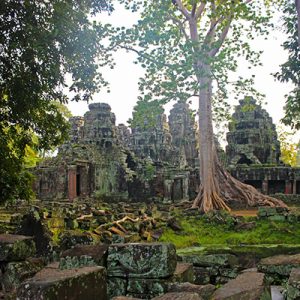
[67,4,295,139]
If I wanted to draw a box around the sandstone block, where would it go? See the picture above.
[0,234,36,262]
[212,271,269,300]
[107,243,176,278]
[17,265,107,300]
[153,292,202,300]
[167,282,215,300]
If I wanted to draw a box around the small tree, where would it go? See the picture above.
[114,0,286,212]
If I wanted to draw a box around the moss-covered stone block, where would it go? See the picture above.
[193,267,210,285]
[258,253,300,283]
[107,243,177,278]
[59,244,108,269]
[2,258,44,291]
[127,277,168,299]
[0,234,36,262]
[180,253,238,268]
[286,268,300,300]
[108,277,128,299]
[17,265,107,300]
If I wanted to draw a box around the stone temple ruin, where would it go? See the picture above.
[34,97,300,204]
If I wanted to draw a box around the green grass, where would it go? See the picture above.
[159,212,300,249]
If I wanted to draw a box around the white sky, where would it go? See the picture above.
[67,4,296,140]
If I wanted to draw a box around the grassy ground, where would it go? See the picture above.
[159,210,300,249]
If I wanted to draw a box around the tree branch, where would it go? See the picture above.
[209,17,232,57]
[118,45,173,68]
[195,2,206,20]
[174,0,190,19]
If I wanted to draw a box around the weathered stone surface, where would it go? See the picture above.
[108,277,127,299]
[107,243,177,278]
[112,297,142,300]
[181,254,238,268]
[17,265,107,300]
[153,292,202,300]
[167,283,215,300]
[2,258,44,291]
[193,267,210,285]
[127,277,168,299]
[212,271,269,300]
[59,244,108,269]
[172,263,194,283]
[0,234,36,262]
[258,254,300,278]
[286,268,300,300]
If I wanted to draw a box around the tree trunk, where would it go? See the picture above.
[192,64,286,213]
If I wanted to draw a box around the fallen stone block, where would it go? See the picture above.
[17,265,107,300]
[286,268,300,300]
[107,243,177,278]
[112,297,142,300]
[193,267,211,285]
[172,263,194,283]
[167,282,215,300]
[0,234,36,262]
[59,244,108,269]
[258,253,300,284]
[153,292,202,300]
[212,271,270,300]
[2,258,44,291]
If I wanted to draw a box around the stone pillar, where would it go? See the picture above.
[262,180,268,194]
[164,179,172,201]
[68,165,77,201]
[293,180,297,195]
[285,180,292,194]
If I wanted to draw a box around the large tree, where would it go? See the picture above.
[0,0,112,203]
[114,0,285,212]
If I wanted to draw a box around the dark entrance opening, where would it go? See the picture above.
[244,180,262,192]
[268,180,285,194]
[237,154,253,165]
[296,181,300,194]
[76,167,81,196]
[172,179,183,201]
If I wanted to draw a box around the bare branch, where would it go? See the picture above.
[195,2,206,20]
[209,17,233,57]
[174,0,190,19]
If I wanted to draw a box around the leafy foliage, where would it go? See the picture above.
[275,0,300,129]
[277,126,298,167]
[0,0,112,203]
